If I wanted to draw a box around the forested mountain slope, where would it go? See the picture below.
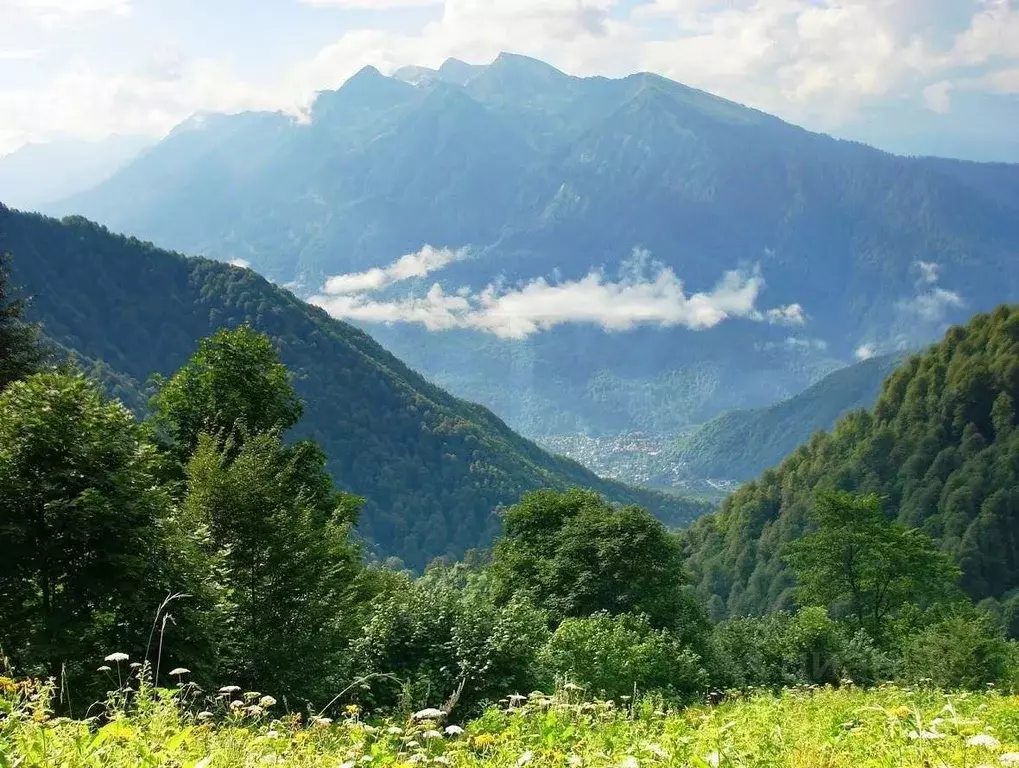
[51,53,1019,437]
[683,305,1019,617]
[0,204,710,569]
[674,354,905,481]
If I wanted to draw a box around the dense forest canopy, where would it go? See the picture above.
[683,304,1019,618]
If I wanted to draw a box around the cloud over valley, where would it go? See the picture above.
[309,246,806,339]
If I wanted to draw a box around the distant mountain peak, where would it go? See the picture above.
[489,51,568,78]
[311,65,415,121]
[392,65,438,86]
[437,57,483,86]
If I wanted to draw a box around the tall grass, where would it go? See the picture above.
[4,671,1019,767]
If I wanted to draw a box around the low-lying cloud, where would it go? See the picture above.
[309,245,806,339]
[322,245,467,294]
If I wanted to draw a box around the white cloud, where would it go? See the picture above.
[898,287,964,323]
[914,260,940,285]
[310,246,804,339]
[2,0,1018,153]
[300,0,438,5]
[922,81,953,113]
[322,245,468,294]
[855,343,877,361]
[228,258,251,269]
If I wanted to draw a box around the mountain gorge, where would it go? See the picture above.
[0,204,710,570]
[52,53,1019,442]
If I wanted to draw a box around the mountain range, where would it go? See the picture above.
[47,53,1019,441]
[0,204,710,570]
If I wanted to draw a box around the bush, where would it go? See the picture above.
[709,607,892,691]
[901,606,1018,690]
[352,567,549,715]
[539,612,706,701]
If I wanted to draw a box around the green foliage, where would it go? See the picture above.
[0,373,198,695]
[539,612,706,701]
[352,565,549,715]
[181,431,363,703]
[785,491,960,640]
[900,605,1018,690]
[710,607,892,691]
[491,489,709,638]
[152,326,303,462]
[10,676,1019,767]
[2,206,712,571]
[684,305,1019,618]
[0,251,45,391]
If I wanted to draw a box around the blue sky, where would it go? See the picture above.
[1,0,1018,161]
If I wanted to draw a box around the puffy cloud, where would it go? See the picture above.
[898,287,964,323]
[855,343,877,361]
[228,258,251,269]
[309,246,804,339]
[914,260,940,285]
[2,0,1018,153]
[322,245,468,294]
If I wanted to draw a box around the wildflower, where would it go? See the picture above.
[1001,753,1019,765]
[104,652,129,663]
[967,734,1001,749]
[890,706,912,719]
[508,693,526,705]
[97,666,112,673]
[168,667,190,677]
[422,730,443,740]
[267,730,280,738]
[129,663,142,669]
[259,696,277,708]
[472,734,496,750]
[432,758,450,765]
[705,752,721,768]
[517,751,534,767]
[568,756,584,767]
[412,708,446,722]
[387,726,404,735]
[219,685,241,694]
[230,700,244,710]
[197,711,214,720]
[314,717,333,727]
[339,762,355,768]
[619,757,640,768]
[444,725,464,736]
[245,705,263,717]
[564,682,583,691]
[244,691,261,701]
[345,704,361,715]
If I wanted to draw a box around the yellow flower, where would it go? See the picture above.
[890,706,912,719]
[472,733,497,751]
[345,704,361,715]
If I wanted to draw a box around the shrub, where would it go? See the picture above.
[539,612,706,701]
[901,606,1017,690]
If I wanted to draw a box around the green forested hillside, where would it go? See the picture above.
[0,204,710,570]
[683,306,1019,617]
[674,354,905,480]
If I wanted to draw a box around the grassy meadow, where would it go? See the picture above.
[5,675,1019,768]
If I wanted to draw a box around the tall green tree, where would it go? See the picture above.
[0,373,186,690]
[490,489,708,642]
[182,431,363,702]
[0,252,45,391]
[785,491,961,641]
[151,326,302,463]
